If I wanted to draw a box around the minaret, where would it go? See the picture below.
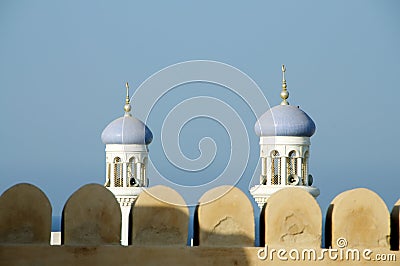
[250,65,319,209]
[101,82,153,245]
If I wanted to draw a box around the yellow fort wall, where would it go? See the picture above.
[0,183,399,265]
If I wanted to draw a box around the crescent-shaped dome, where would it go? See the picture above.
[101,115,153,145]
[254,105,316,137]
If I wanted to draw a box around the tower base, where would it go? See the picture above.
[250,184,320,209]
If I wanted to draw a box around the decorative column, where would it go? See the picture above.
[281,156,287,185]
[110,162,115,187]
[136,162,142,186]
[122,163,127,187]
[297,157,302,183]
[304,157,309,185]
[260,157,266,184]
[142,162,145,186]
[105,163,110,187]
[266,157,272,185]
[143,161,147,186]
[120,209,129,245]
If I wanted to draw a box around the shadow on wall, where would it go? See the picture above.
[193,185,255,247]
[0,183,52,244]
[391,202,400,250]
[61,184,121,245]
[129,185,189,246]
[130,206,188,245]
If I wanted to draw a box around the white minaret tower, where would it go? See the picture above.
[250,65,319,209]
[101,82,153,245]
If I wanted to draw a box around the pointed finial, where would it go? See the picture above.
[280,64,289,105]
[124,82,132,115]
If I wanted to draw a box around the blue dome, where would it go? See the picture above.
[254,105,316,137]
[101,115,153,145]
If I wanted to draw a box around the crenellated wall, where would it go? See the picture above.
[0,183,399,265]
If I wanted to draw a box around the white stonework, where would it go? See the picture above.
[101,85,153,246]
[250,65,320,209]
[250,184,320,209]
[50,232,61,245]
[104,144,149,246]
[250,136,320,208]
[104,144,149,188]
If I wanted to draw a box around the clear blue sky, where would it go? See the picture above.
[0,0,399,220]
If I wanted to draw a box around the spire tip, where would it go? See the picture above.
[124,82,131,114]
[280,65,289,105]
